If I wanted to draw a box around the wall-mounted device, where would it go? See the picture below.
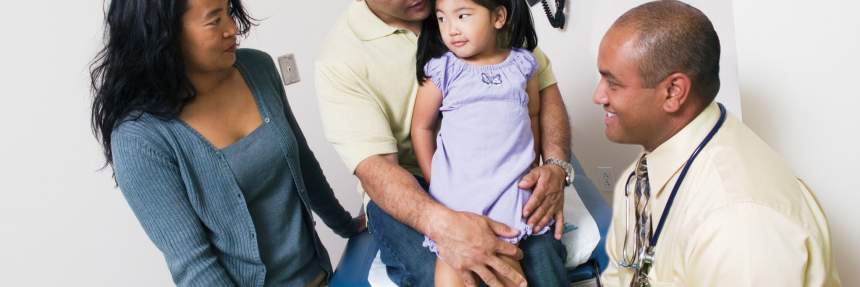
[527,0,566,29]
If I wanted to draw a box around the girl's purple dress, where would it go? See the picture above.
[422,48,550,253]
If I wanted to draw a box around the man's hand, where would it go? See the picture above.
[519,165,566,239]
[429,210,528,287]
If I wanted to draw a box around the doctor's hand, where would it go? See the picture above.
[428,210,527,287]
[519,164,565,240]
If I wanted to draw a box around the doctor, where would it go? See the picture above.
[593,1,841,286]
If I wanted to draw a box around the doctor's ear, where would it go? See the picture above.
[660,72,692,113]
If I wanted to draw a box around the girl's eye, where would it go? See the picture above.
[437,16,445,23]
[458,14,471,20]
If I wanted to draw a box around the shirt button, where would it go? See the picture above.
[264,117,271,123]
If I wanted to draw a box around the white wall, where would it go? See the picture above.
[0,1,174,286]
[733,0,860,284]
[0,0,855,286]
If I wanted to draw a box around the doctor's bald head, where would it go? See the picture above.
[610,0,721,106]
[593,0,723,149]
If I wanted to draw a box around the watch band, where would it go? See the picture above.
[543,157,575,186]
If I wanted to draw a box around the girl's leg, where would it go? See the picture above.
[435,259,467,287]
[434,255,525,287]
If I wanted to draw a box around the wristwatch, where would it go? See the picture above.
[543,158,575,187]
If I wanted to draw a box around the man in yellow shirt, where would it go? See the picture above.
[315,1,573,286]
[593,1,841,286]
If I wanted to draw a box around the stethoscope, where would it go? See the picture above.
[617,103,727,286]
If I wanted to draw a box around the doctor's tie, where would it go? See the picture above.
[631,154,653,286]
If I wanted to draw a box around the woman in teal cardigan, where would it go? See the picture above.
[89,0,362,286]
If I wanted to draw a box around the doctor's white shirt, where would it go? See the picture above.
[601,103,841,286]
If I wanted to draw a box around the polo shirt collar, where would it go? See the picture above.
[348,1,401,41]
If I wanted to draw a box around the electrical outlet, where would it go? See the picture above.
[278,53,300,86]
[597,166,614,192]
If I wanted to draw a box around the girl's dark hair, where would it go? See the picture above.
[417,0,537,83]
[90,0,255,168]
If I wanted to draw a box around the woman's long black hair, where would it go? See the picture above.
[416,0,538,83]
[90,0,255,167]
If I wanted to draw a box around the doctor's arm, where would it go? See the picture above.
[683,204,811,287]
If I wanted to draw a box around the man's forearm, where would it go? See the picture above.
[354,154,448,236]
[539,84,571,160]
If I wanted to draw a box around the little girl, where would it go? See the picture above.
[411,0,549,285]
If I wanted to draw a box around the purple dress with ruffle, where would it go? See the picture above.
[422,49,550,254]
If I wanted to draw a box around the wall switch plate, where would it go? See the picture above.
[278,53,300,86]
[597,166,614,192]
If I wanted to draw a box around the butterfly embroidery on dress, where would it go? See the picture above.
[481,73,503,86]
